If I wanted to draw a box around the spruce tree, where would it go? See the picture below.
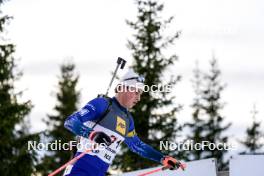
[0,1,39,175]
[200,57,231,170]
[185,61,206,161]
[240,105,264,154]
[113,0,181,171]
[37,60,80,175]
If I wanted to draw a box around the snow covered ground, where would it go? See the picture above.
[118,155,264,176]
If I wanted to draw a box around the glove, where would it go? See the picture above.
[162,156,186,170]
[89,131,112,146]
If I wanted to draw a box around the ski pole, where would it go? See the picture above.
[137,167,165,176]
[105,57,126,96]
[48,148,92,176]
[137,162,186,176]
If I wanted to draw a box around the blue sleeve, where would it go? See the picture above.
[124,116,164,163]
[64,97,109,137]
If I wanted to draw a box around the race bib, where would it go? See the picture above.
[78,122,125,164]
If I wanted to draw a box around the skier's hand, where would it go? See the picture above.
[89,131,112,146]
[162,156,186,170]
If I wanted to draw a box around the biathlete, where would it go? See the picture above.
[63,69,184,176]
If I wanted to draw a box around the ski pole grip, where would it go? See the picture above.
[117,57,126,69]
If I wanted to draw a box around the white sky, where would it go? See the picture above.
[2,0,264,150]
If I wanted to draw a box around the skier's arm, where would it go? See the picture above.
[124,117,186,170]
[124,134,164,163]
[64,97,109,137]
[124,117,164,163]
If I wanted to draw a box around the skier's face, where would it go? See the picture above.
[123,86,142,108]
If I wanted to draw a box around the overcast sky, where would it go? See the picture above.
[2,0,264,149]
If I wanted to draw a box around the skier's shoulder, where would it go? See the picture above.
[92,95,112,105]
[85,95,112,114]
